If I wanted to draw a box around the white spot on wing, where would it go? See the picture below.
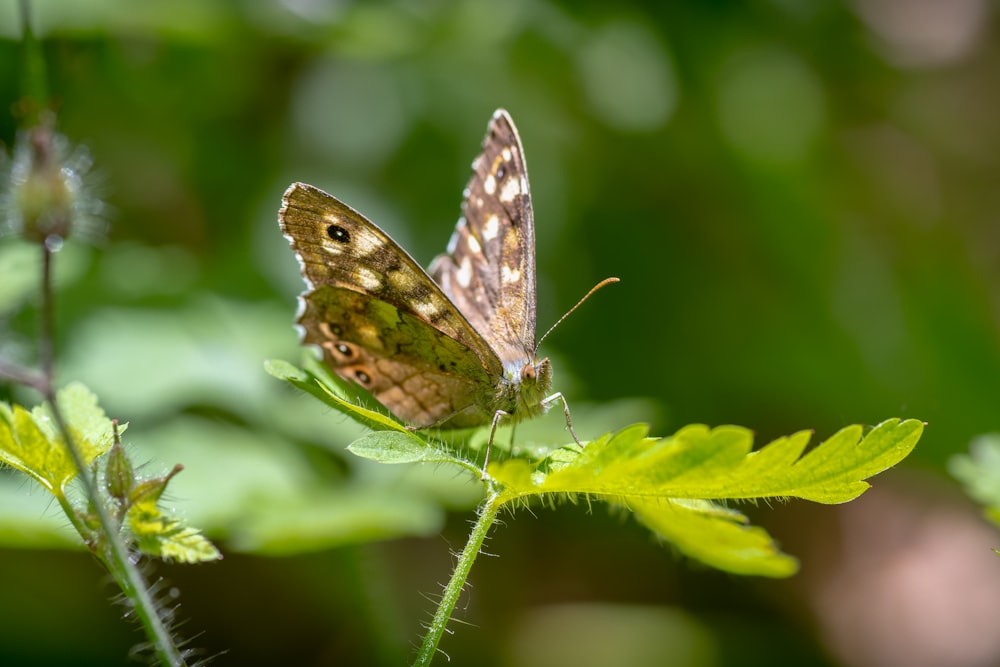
[356,267,382,291]
[389,270,415,291]
[499,177,520,203]
[456,257,473,288]
[502,265,521,283]
[484,175,496,195]
[321,238,343,255]
[413,298,440,320]
[447,217,466,254]
[467,234,481,253]
[483,215,500,241]
[352,230,382,256]
[501,147,512,161]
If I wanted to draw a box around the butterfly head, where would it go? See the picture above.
[507,356,552,417]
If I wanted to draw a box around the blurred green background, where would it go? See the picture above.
[3,1,1000,666]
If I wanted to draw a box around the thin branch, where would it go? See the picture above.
[0,360,47,393]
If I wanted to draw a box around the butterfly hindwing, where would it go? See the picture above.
[300,284,495,427]
[429,109,537,368]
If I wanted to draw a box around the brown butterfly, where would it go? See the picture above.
[279,109,608,465]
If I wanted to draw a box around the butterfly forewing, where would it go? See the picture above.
[279,182,504,426]
[429,109,537,367]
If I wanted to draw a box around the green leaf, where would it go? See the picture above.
[486,419,921,576]
[494,418,922,504]
[150,526,221,563]
[263,358,306,382]
[129,470,221,563]
[267,356,407,434]
[0,383,116,496]
[630,498,798,577]
[131,510,221,564]
[950,434,1000,528]
[278,355,921,576]
[347,431,467,467]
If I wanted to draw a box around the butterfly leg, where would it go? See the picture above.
[482,408,511,478]
[541,392,582,447]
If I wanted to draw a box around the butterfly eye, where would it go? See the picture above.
[520,364,536,381]
[327,225,351,244]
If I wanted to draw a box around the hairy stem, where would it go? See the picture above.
[414,489,503,667]
[38,244,186,667]
[47,400,186,666]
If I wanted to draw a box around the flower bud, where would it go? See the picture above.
[105,437,135,501]
[4,114,101,246]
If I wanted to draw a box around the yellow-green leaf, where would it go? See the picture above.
[631,498,798,577]
[0,383,115,495]
[129,487,220,563]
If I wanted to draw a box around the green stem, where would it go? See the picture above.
[39,244,186,667]
[414,489,503,667]
[48,401,186,666]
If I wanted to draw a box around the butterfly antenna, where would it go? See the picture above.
[537,277,619,349]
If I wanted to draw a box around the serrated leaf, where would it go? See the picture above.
[487,419,920,576]
[139,525,221,563]
[494,419,921,505]
[129,481,220,563]
[0,383,116,495]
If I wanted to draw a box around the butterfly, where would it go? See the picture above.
[279,109,604,467]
